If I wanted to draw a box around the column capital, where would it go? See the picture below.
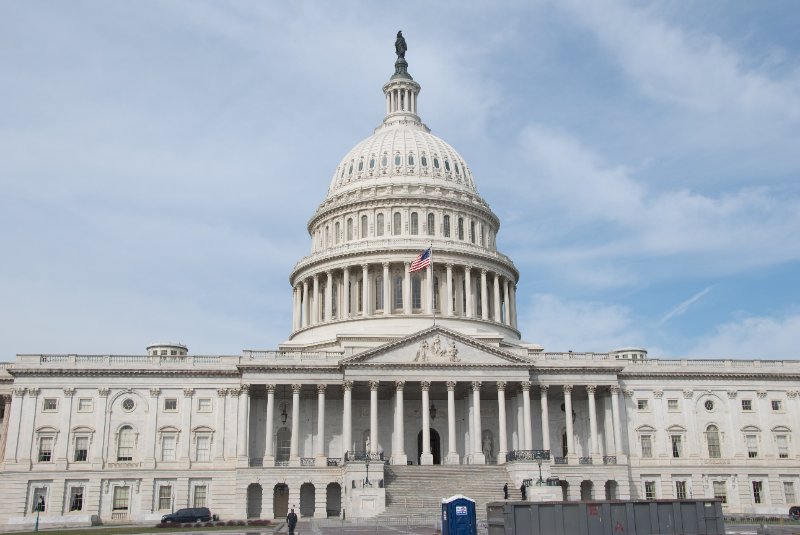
[317,384,327,394]
[653,389,663,398]
[28,387,41,397]
[609,385,621,395]
[217,388,228,398]
[369,380,380,391]
[63,388,75,398]
[184,388,195,398]
[471,380,482,391]
[481,268,488,275]
[446,381,456,391]
[98,388,110,398]
[326,269,333,276]
[404,261,410,268]
[540,384,549,393]
[394,380,406,391]
[241,384,251,395]
[786,390,798,399]
[265,384,276,394]
[382,262,390,268]
[563,384,573,394]
[586,385,597,395]
[446,263,454,269]
[421,381,431,391]
[496,381,507,391]
[150,388,161,398]
[520,381,531,391]
[313,273,319,281]
[464,265,472,273]
[342,380,354,391]
[12,387,26,398]
[291,384,302,394]
[362,263,369,271]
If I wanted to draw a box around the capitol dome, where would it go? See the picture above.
[284,40,520,350]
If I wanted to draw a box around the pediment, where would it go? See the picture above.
[341,326,531,367]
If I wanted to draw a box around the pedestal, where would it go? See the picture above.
[390,454,408,465]
[420,453,433,465]
[527,485,561,502]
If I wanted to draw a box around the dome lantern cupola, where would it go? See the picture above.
[381,31,425,131]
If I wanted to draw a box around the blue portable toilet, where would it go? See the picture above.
[441,495,476,535]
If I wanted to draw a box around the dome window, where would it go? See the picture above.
[381,155,388,168]
[393,212,402,235]
[421,154,428,167]
[394,153,401,166]
[410,212,419,235]
[369,157,375,169]
[358,159,364,172]
[443,215,451,238]
[408,154,415,166]
[376,213,384,236]
[444,159,451,172]
[427,213,435,236]
[455,162,460,176]
[348,163,353,176]
[433,157,440,169]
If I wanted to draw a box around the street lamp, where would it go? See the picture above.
[364,456,371,487]
[534,450,545,485]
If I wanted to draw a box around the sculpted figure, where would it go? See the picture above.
[431,336,443,357]
[482,431,494,460]
[447,341,460,362]
[414,339,428,362]
[395,30,407,59]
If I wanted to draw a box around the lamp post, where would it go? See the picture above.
[534,450,545,485]
[364,456,371,487]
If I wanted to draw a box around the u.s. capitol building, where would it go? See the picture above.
[0,36,798,527]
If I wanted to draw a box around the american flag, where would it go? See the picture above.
[409,247,431,272]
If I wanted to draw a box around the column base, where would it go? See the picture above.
[315,455,328,466]
[289,456,301,467]
[236,456,250,468]
[497,451,507,465]
[390,454,408,465]
[420,453,434,465]
[262,455,275,467]
[445,452,460,465]
[467,453,486,465]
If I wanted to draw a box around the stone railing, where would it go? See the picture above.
[327,457,342,466]
[603,456,617,465]
[26,354,225,366]
[553,457,568,465]
[242,350,342,361]
[505,450,550,462]
[628,359,793,368]
[300,458,316,466]
[344,451,384,462]
[578,456,593,465]
[538,352,612,361]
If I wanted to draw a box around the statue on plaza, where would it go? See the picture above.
[395,31,407,59]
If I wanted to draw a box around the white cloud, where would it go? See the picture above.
[660,286,712,325]
[688,311,800,359]
[519,294,643,352]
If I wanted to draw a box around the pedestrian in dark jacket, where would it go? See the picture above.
[287,508,298,535]
[503,483,509,500]
[520,484,527,501]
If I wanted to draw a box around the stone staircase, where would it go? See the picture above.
[380,465,517,520]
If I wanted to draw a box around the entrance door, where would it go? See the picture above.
[273,484,289,519]
[326,483,342,517]
[417,429,442,464]
[247,484,262,519]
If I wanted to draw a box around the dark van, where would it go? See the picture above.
[161,507,212,523]
[790,505,800,520]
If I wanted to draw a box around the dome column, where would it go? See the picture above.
[325,271,333,322]
[493,273,502,323]
[312,274,320,324]
[302,280,310,328]
[403,262,412,315]
[343,267,350,317]
[383,263,391,315]
[503,279,511,326]
[362,264,370,317]
[510,284,518,328]
[480,270,489,320]
[464,266,474,318]
[445,264,454,317]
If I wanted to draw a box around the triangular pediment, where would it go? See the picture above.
[341,326,531,367]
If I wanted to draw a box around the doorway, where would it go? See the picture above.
[273,484,289,519]
[247,483,262,519]
[417,428,442,464]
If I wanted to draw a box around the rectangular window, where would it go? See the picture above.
[746,435,759,458]
[38,437,54,462]
[671,435,683,458]
[675,481,687,499]
[644,481,656,500]
[164,398,177,411]
[69,487,84,512]
[667,399,679,412]
[637,399,649,410]
[77,398,93,412]
[772,400,783,411]
[112,486,130,511]
[193,485,208,508]
[196,436,210,462]
[641,435,653,458]
[713,481,727,505]
[74,436,89,462]
[197,398,211,412]
[158,485,172,510]
[32,487,47,512]
[161,435,176,461]
[784,482,796,504]
[741,399,752,411]
[43,398,58,412]
[752,481,763,504]
[777,435,789,459]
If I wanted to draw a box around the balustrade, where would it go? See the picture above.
[603,455,617,465]
[505,449,551,462]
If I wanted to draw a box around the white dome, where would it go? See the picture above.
[327,126,478,198]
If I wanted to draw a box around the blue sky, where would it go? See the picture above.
[1,1,799,359]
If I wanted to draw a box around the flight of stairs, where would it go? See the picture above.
[381,465,516,520]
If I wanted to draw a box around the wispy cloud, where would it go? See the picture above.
[660,286,713,325]
[687,310,800,359]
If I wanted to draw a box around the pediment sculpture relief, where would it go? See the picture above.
[413,335,460,363]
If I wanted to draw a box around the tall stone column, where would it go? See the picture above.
[587,385,599,459]
[610,386,624,458]
[312,274,320,324]
[420,381,433,465]
[292,286,299,330]
[563,385,575,459]
[264,385,275,463]
[0,394,13,462]
[302,280,309,328]
[342,381,353,457]
[325,271,333,321]
[540,385,550,452]
[316,385,326,462]
[471,381,485,464]
[289,384,301,465]
[236,385,251,465]
[214,389,227,461]
[493,274,502,322]
[426,263,433,314]
[521,381,533,450]
[362,264,370,316]
[446,381,459,464]
[55,388,74,467]
[497,382,508,464]
[510,284,518,328]
[480,269,489,320]
[403,262,412,314]
[464,266,473,318]
[181,388,194,464]
[343,268,350,317]
[503,280,511,325]
[383,263,391,314]
[369,381,379,454]
[94,388,109,464]
[392,381,407,465]
[445,264,454,316]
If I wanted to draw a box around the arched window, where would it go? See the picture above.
[480,224,485,246]
[408,154,415,166]
[421,154,428,167]
[706,425,721,458]
[427,213,435,236]
[348,162,353,177]
[376,213,384,236]
[360,215,368,238]
[457,217,464,240]
[394,153,401,166]
[393,212,402,236]
[357,279,363,312]
[470,221,476,243]
[433,276,439,311]
[393,276,403,309]
[334,222,340,244]
[324,225,329,248]
[358,159,364,172]
[381,154,388,168]
[411,276,422,310]
[332,283,338,319]
[346,218,353,241]
[433,157,440,169]
[443,215,451,237]
[455,162,460,176]
[444,159,451,172]
[369,157,375,169]
[410,212,419,235]
[117,426,135,461]
[374,275,383,310]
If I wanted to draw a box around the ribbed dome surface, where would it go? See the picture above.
[327,126,477,197]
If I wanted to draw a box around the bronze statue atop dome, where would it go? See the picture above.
[395,31,407,59]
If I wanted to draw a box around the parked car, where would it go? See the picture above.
[790,506,800,520]
[161,507,212,523]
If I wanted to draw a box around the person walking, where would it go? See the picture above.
[287,507,298,535]
[520,483,527,501]
[503,483,509,500]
